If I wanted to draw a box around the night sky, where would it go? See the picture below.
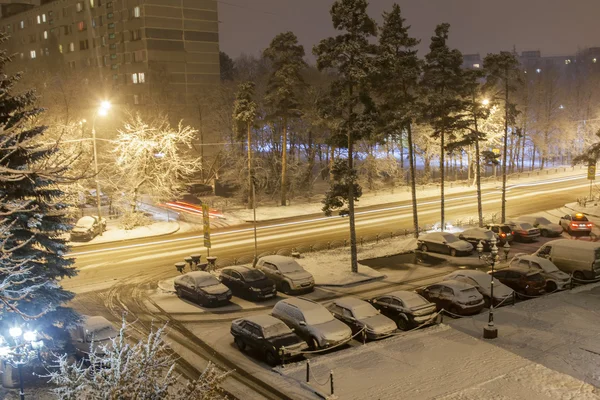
[218,0,600,61]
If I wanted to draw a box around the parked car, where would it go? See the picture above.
[484,223,514,245]
[509,254,571,292]
[327,297,396,340]
[518,216,563,237]
[534,239,600,281]
[70,215,106,242]
[368,291,437,330]
[559,213,593,236]
[84,189,110,206]
[417,232,473,257]
[415,281,485,316]
[219,266,277,301]
[443,270,514,307]
[230,315,307,366]
[457,228,499,251]
[174,271,232,307]
[271,297,352,350]
[70,316,118,359]
[256,255,314,294]
[507,221,540,242]
[490,267,546,298]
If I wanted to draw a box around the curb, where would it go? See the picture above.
[565,204,600,219]
[316,274,386,288]
[69,222,181,248]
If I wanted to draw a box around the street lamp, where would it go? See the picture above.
[477,236,510,339]
[0,328,44,400]
[91,101,112,234]
[481,98,490,106]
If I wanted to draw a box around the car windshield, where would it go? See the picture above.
[442,234,459,243]
[194,275,221,287]
[276,259,304,273]
[573,215,589,222]
[303,307,334,325]
[519,223,533,230]
[460,287,480,296]
[398,293,428,308]
[351,303,379,319]
[536,217,552,224]
[263,321,292,339]
[76,217,95,228]
[240,269,265,282]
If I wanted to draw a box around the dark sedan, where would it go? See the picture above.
[174,271,232,307]
[220,266,277,301]
[327,297,397,340]
[417,232,473,257]
[369,291,437,330]
[231,315,307,366]
[491,267,546,298]
[70,215,106,242]
[507,221,540,242]
[484,224,514,245]
[458,228,499,251]
[416,280,485,316]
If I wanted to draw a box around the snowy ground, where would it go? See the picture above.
[565,201,600,218]
[277,283,600,399]
[69,221,180,247]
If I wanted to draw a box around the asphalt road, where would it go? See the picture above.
[64,173,592,294]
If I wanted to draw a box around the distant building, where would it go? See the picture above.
[462,53,482,70]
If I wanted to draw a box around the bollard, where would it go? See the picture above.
[175,262,186,274]
[184,256,193,270]
[191,254,201,267]
[306,360,310,383]
[291,252,301,259]
[330,371,334,395]
[206,256,217,271]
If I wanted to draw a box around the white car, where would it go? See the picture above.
[70,316,119,359]
[256,255,314,294]
[509,254,571,292]
[518,216,563,237]
[443,270,514,307]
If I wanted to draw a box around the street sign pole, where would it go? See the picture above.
[588,162,596,199]
[202,204,211,257]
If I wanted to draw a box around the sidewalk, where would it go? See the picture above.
[69,220,181,247]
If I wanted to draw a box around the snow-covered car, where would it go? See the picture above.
[70,316,119,359]
[368,291,437,330]
[219,266,277,301]
[507,221,540,242]
[509,254,571,292]
[256,255,314,294]
[327,297,396,340]
[174,271,232,307]
[84,189,110,206]
[417,232,473,257]
[518,216,563,237]
[490,267,546,298]
[231,315,307,366]
[416,280,485,316]
[443,270,514,307]
[484,223,514,245]
[271,297,352,350]
[457,228,500,251]
[70,215,106,241]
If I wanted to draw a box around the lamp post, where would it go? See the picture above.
[251,175,258,267]
[477,236,509,339]
[0,328,44,400]
[91,101,111,235]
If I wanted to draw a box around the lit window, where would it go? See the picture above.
[109,33,115,39]
[43,31,48,39]
[473,63,480,69]
[133,6,141,18]
[37,15,41,24]
[30,50,36,59]
[132,72,145,84]
[44,47,49,56]
[20,21,24,29]
[42,14,46,22]
[536,68,541,73]
[59,44,63,53]
[90,0,95,8]
[594,58,597,64]
[76,2,83,12]
[69,42,75,52]
[78,21,86,31]
[133,94,140,105]
[565,59,571,65]
[138,72,145,83]
[20,53,24,59]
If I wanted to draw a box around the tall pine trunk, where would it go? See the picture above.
[407,124,419,237]
[474,121,483,227]
[501,74,509,223]
[348,86,358,273]
[440,129,445,231]
[247,122,253,209]
[281,116,288,206]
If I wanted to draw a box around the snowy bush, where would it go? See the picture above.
[46,320,230,400]
[118,211,152,230]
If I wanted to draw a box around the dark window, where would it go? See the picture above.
[131,29,141,41]
[231,271,242,280]
[107,2,113,8]
[518,260,530,269]
[375,297,390,305]
[573,215,589,222]
[107,12,114,19]
[79,39,89,50]
[342,308,353,319]
[108,22,115,29]
[441,287,453,296]
[528,273,544,282]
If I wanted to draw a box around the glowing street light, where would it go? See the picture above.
[481,98,490,106]
[91,101,112,234]
[1,327,44,400]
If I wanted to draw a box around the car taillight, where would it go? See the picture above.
[587,223,593,227]
[571,223,579,228]
[511,231,515,235]
[501,233,506,237]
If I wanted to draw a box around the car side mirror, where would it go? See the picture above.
[442,241,447,245]
[299,321,306,326]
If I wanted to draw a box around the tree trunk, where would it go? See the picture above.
[474,122,483,227]
[348,85,358,273]
[281,116,288,206]
[531,144,536,171]
[501,74,509,224]
[247,122,253,209]
[440,130,445,231]
[329,145,335,181]
[407,124,419,237]
[399,131,404,169]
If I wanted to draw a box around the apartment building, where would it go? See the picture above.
[0,0,220,116]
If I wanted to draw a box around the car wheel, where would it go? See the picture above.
[281,282,291,294]
[449,306,460,317]
[175,287,183,298]
[421,244,428,253]
[540,230,548,237]
[396,316,410,331]
[309,337,320,351]
[234,337,246,352]
[546,281,558,293]
[265,351,278,367]
[573,271,585,282]
[483,296,491,309]
[449,248,457,257]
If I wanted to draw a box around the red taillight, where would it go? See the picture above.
[501,233,506,237]
[511,231,515,235]
[571,223,579,228]
[587,223,593,227]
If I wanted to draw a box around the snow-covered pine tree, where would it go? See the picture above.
[0,32,78,332]
[232,81,258,208]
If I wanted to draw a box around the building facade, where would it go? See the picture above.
[0,0,220,112]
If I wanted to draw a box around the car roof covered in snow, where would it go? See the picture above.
[222,265,253,273]
[260,255,297,264]
[184,271,220,285]
[81,316,114,332]
[239,314,288,329]
[438,280,477,291]
[76,216,97,227]
[383,290,423,302]
[332,296,370,310]
[461,228,495,239]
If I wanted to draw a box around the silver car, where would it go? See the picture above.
[70,316,119,359]
[519,216,563,237]
[271,297,352,350]
[509,254,571,292]
[418,232,473,257]
[327,297,396,340]
[256,255,315,294]
[443,270,514,307]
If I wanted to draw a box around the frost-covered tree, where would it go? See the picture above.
[0,33,77,330]
[232,82,258,208]
[47,321,230,400]
[263,31,307,206]
[421,23,468,231]
[109,114,200,218]
[375,3,422,237]
[314,0,378,273]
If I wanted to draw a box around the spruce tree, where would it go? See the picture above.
[421,23,468,231]
[232,81,258,208]
[263,31,307,206]
[314,0,378,273]
[483,52,521,223]
[0,34,78,332]
[375,3,422,238]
